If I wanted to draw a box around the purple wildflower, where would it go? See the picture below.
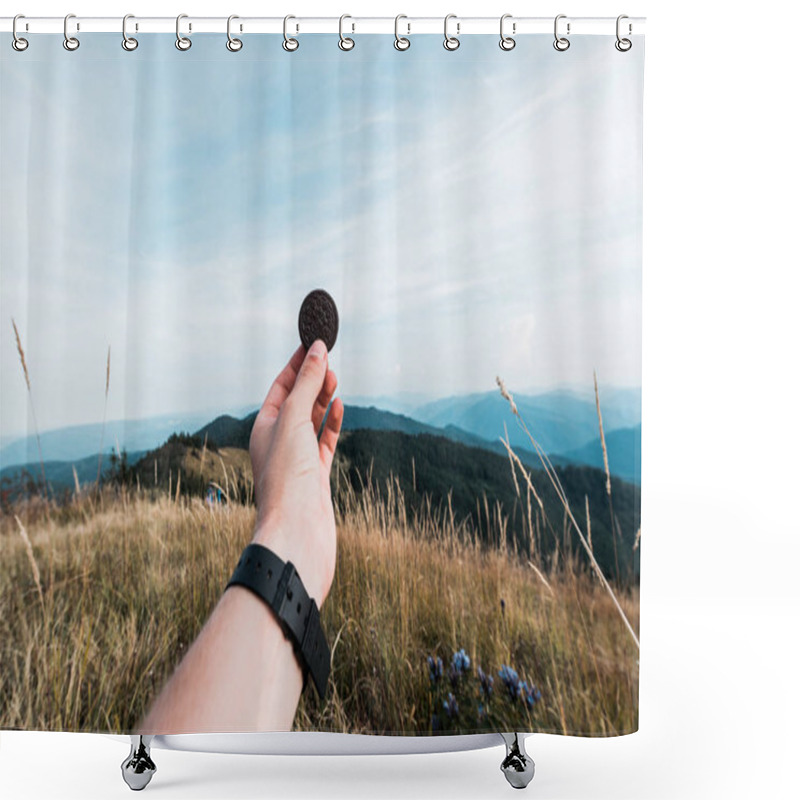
[448,648,471,688]
[448,663,460,689]
[452,649,471,673]
[478,666,494,699]
[427,655,443,684]
[523,683,542,709]
[498,666,541,707]
[519,680,532,709]
[498,665,520,701]
[443,693,459,718]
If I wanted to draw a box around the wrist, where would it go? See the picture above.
[226,542,331,700]
[251,515,329,606]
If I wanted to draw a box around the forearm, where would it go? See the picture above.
[138,580,304,734]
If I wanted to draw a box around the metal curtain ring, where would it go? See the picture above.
[499,14,515,51]
[12,14,29,51]
[227,15,243,51]
[615,14,632,51]
[176,14,192,50]
[394,14,410,50]
[553,14,570,51]
[339,15,354,50]
[122,14,138,51]
[283,15,299,51]
[63,13,80,51]
[443,14,460,51]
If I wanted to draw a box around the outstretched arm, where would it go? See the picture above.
[139,339,343,734]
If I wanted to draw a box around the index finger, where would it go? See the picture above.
[259,344,307,419]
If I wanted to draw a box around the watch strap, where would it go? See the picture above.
[226,543,330,700]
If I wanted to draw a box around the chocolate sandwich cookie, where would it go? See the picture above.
[298,289,339,353]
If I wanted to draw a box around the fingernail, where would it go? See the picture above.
[309,339,326,360]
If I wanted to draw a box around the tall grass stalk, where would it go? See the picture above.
[12,319,48,500]
[585,495,593,555]
[594,370,621,581]
[96,346,111,489]
[496,376,640,651]
[593,370,612,497]
[14,514,45,614]
[527,560,554,596]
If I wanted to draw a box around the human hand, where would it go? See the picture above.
[248,339,344,606]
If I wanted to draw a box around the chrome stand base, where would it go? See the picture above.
[500,733,535,790]
[121,735,156,791]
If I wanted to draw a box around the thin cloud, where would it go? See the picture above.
[1,35,642,440]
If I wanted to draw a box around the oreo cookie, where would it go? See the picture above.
[298,289,339,353]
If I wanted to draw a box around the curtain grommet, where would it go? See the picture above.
[175,14,192,51]
[394,15,410,51]
[443,14,460,51]
[338,15,355,51]
[283,15,299,52]
[499,14,516,51]
[12,15,29,51]
[121,15,138,51]
[553,15,570,51]
[615,15,633,51]
[226,15,243,52]
[63,13,80,51]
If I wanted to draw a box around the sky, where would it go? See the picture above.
[0,33,643,442]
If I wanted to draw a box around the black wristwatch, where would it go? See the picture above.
[226,543,330,700]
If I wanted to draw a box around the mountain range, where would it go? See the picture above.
[0,388,641,491]
[0,392,642,582]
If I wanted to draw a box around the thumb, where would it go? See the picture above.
[286,339,328,419]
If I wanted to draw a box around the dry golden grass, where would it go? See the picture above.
[1,346,639,736]
[299,468,638,736]
[496,375,639,651]
[11,318,47,497]
[0,457,638,736]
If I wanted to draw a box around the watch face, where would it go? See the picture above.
[1,32,641,741]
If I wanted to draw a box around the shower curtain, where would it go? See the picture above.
[0,29,643,738]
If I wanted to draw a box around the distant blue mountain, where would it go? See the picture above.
[340,392,436,417]
[559,425,641,485]
[408,388,641,458]
[341,405,563,466]
[0,412,215,472]
[0,387,641,486]
[342,405,461,438]
[0,449,149,495]
[192,404,547,470]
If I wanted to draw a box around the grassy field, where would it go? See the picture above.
[0,446,638,737]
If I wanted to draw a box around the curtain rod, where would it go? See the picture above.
[1,16,646,36]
